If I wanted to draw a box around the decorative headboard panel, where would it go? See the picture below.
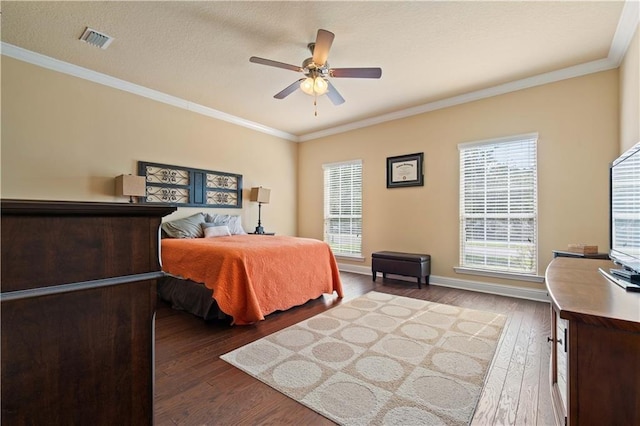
[137,161,243,208]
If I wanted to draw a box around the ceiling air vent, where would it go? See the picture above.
[79,27,114,49]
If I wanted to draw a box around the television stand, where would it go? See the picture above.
[599,268,640,292]
[552,250,609,259]
[546,257,640,426]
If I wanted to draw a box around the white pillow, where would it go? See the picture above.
[205,214,247,235]
[227,215,247,235]
[203,224,231,238]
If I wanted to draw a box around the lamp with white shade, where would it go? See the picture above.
[249,187,271,234]
[115,174,146,203]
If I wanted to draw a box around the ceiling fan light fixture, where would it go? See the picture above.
[300,76,328,96]
[314,77,328,95]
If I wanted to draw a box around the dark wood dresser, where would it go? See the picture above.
[1,199,176,425]
[545,257,640,426]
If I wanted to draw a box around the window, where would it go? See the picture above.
[458,134,538,276]
[323,160,363,257]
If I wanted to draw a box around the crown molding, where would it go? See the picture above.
[608,0,640,66]
[0,42,298,142]
[2,1,637,144]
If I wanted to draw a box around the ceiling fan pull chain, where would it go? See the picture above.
[314,96,318,116]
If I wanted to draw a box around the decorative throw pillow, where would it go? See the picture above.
[202,223,232,238]
[161,213,205,238]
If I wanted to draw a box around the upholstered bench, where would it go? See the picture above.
[371,251,431,289]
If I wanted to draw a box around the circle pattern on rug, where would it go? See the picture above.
[363,313,399,329]
[382,337,425,359]
[391,297,426,309]
[401,323,439,341]
[367,292,394,301]
[350,299,379,309]
[432,352,482,377]
[412,375,473,409]
[356,356,404,382]
[415,312,454,327]
[330,307,363,320]
[320,381,377,419]
[383,406,446,425]
[444,335,492,355]
[272,360,322,388]
[430,304,460,315]
[457,321,498,337]
[380,305,412,318]
[235,343,279,367]
[307,317,341,331]
[341,326,379,344]
[312,342,355,363]
[275,329,315,348]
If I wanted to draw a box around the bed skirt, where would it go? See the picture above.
[157,274,229,321]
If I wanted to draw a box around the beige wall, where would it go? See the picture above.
[298,71,619,289]
[1,57,297,234]
[620,26,639,153]
[1,54,625,291]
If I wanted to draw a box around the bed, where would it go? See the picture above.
[159,234,343,325]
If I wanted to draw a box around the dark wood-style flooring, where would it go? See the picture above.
[155,272,555,425]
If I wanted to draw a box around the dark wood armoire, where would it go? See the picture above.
[1,199,175,425]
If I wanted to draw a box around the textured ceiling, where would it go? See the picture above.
[1,1,635,140]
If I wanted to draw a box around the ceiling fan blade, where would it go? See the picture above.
[274,79,305,99]
[326,81,345,105]
[312,29,335,66]
[250,56,302,72]
[330,68,382,79]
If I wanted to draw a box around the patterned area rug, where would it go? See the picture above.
[221,291,506,425]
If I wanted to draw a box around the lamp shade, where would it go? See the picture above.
[249,187,270,204]
[115,174,146,197]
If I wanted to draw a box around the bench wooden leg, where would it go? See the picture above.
[372,271,377,282]
[417,277,422,289]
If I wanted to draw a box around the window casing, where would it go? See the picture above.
[323,160,362,257]
[459,134,538,275]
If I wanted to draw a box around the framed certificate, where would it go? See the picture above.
[386,152,424,188]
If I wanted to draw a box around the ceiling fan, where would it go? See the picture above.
[249,29,382,113]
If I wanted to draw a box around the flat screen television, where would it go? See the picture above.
[609,142,640,280]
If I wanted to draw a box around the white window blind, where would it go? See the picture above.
[459,134,538,275]
[323,160,362,256]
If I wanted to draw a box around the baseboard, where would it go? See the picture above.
[337,262,549,303]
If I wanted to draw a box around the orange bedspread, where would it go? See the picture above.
[161,235,343,325]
